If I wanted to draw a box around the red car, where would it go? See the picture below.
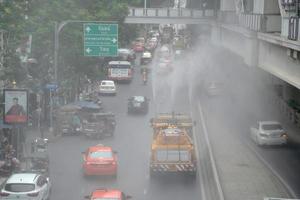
[82,144,117,176]
[133,42,144,52]
[85,189,131,200]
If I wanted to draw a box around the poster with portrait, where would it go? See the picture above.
[4,89,28,124]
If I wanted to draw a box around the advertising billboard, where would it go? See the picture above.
[4,89,28,124]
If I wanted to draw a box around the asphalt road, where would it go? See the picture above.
[37,43,300,200]
[47,53,202,200]
[196,52,300,198]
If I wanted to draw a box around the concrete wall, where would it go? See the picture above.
[220,0,235,11]
[258,40,300,89]
[253,0,280,14]
[211,24,259,66]
[212,22,300,91]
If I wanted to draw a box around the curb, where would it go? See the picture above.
[197,101,225,200]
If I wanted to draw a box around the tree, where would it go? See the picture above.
[1,0,140,95]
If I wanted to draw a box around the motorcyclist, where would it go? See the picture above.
[0,145,20,175]
[71,112,81,134]
[142,68,147,85]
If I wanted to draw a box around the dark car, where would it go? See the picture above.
[127,96,149,114]
[82,112,116,139]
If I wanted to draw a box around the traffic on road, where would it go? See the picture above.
[1,2,300,200]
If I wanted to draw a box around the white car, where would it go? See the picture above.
[205,81,224,97]
[250,121,288,146]
[0,173,51,200]
[99,80,116,95]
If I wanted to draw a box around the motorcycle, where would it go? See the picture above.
[30,138,49,175]
[0,156,20,176]
[142,71,147,85]
[30,157,49,175]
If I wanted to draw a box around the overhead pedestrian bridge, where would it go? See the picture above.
[125,7,216,24]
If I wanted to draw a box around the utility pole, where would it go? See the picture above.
[51,20,116,132]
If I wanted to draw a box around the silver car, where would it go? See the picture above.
[0,173,51,200]
[250,121,288,146]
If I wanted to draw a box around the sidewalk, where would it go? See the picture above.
[0,127,58,185]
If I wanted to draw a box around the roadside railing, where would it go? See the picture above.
[239,13,263,32]
[238,13,281,32]
[128,7,215,18]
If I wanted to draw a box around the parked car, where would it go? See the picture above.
[127,96,149,114]
[205,81,224,97]
[84,188,131,200]
[250,121,288,146]
[0,173,51,200]
[82,144,117,177]
[133,42,144,52]
[82,112,116,139]
[99,80,116,95]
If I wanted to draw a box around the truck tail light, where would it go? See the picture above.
[0,192,10,196]
[27,192,39,197]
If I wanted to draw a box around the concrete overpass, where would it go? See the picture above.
[125,7,216,24]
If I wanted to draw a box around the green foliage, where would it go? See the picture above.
[1,0,139,90]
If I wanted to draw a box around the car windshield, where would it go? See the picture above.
[101,82,113,86]
[133,96,145,102]
[262,124,283,130]
[89,151,113,158]
[5,183,35,192]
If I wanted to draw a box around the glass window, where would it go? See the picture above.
[262,124,283,131]
[89,151,113,159]
[109,64,131,69]
[5,183,35,192]
[133,96,145,102]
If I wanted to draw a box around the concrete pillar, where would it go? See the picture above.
[211,22,221,45]
[283,83,293,101]
[244,36,258,67]
[220,0,235,11]
[253,0,280,14]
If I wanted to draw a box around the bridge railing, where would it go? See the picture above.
[128,7,215,18]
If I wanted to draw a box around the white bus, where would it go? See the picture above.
[107,61,133,83]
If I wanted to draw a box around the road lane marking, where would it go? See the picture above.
[197,101,225,200]
[245,140,297,198]
[189,104,206,200]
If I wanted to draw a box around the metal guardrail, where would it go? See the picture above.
[128,7,215,18]
[239,13,263,32]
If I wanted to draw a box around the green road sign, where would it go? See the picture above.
[84,23,118,57]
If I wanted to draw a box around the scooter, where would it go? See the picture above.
[0,157,20,176]
[142,71,147,85]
